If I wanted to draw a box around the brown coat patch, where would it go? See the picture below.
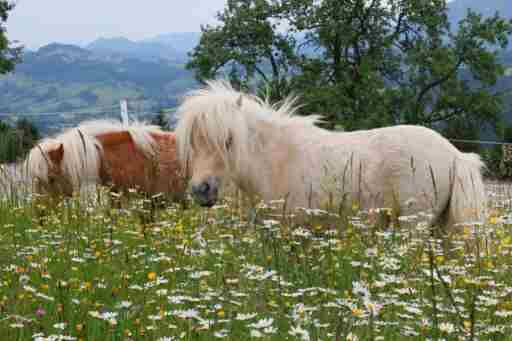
[96,131,185,200]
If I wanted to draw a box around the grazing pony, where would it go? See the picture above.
[175,81,486,227]
[25,120,185,203]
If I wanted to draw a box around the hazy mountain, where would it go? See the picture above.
[0,43,196,134]
[87,37,186,63]
[146,32,201,55]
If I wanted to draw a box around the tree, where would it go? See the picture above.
[0,1,21,74]
[15,118,40,152]
[151,109,169,130]
[0,118,40,163]
[188,0,512,132]
[187,0,298,101]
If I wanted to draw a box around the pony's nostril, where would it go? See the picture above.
[193,182,210,196]
[200,182,210,194]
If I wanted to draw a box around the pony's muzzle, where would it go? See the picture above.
[191,176,219,207]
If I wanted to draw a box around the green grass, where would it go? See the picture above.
[0,188,510,340]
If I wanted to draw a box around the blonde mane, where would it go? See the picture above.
[176,80,322,173]
[26,119,162,192]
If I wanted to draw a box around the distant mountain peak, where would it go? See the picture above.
[36,43,93,62]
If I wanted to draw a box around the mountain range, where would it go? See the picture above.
[85,32,201,63]
[0,32,201,134]
[1,0,512,135]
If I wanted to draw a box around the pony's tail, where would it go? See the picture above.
[446,153,487,227]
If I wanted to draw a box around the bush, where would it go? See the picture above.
[0,118,40,163]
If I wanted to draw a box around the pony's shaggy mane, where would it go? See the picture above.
[176,80,322,172]
[26,119,162,191]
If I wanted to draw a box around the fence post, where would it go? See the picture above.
[120,99,129,126]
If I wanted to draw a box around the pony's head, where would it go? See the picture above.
[175,80,310,207]
[175,82,250,206]
[25,128,102,197]
[26,140,74,196]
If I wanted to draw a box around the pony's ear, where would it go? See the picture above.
[47,143,64,164]
[236,95,243,108]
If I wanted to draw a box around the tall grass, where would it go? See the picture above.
[0,183,509,340]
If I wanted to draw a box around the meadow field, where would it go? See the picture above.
[0,183,511,341]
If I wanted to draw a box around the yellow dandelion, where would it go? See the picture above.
[217,309,225,318]
[351,307,364,318]
[147,272,157,281]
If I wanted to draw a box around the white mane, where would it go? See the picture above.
[176,80,322,173]
[26,119,162,192]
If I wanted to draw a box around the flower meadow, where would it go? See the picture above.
[0,184,512,340]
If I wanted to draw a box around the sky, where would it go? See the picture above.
[5,0,227,49]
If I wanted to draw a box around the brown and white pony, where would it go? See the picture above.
[175,80,487,228]
[25,120,185,203]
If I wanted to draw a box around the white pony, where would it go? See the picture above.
[175,81,487,227]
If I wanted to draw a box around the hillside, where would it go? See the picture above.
[0,43,196,131]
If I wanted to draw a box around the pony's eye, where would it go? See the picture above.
[225,135,233,150]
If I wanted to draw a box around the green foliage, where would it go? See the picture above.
[151,109,169,130]
[0,1,21,74]
[188,0,512,131]
[0,118,39,163]
[482,124,512,179]
[187,0,298,100]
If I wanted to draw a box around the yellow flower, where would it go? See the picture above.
[351,307,364,318]
[483,260,494,269]
[76,324,83,332]
[147,272,157,281]
[489,216,498,225]
[217,309,225,318]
